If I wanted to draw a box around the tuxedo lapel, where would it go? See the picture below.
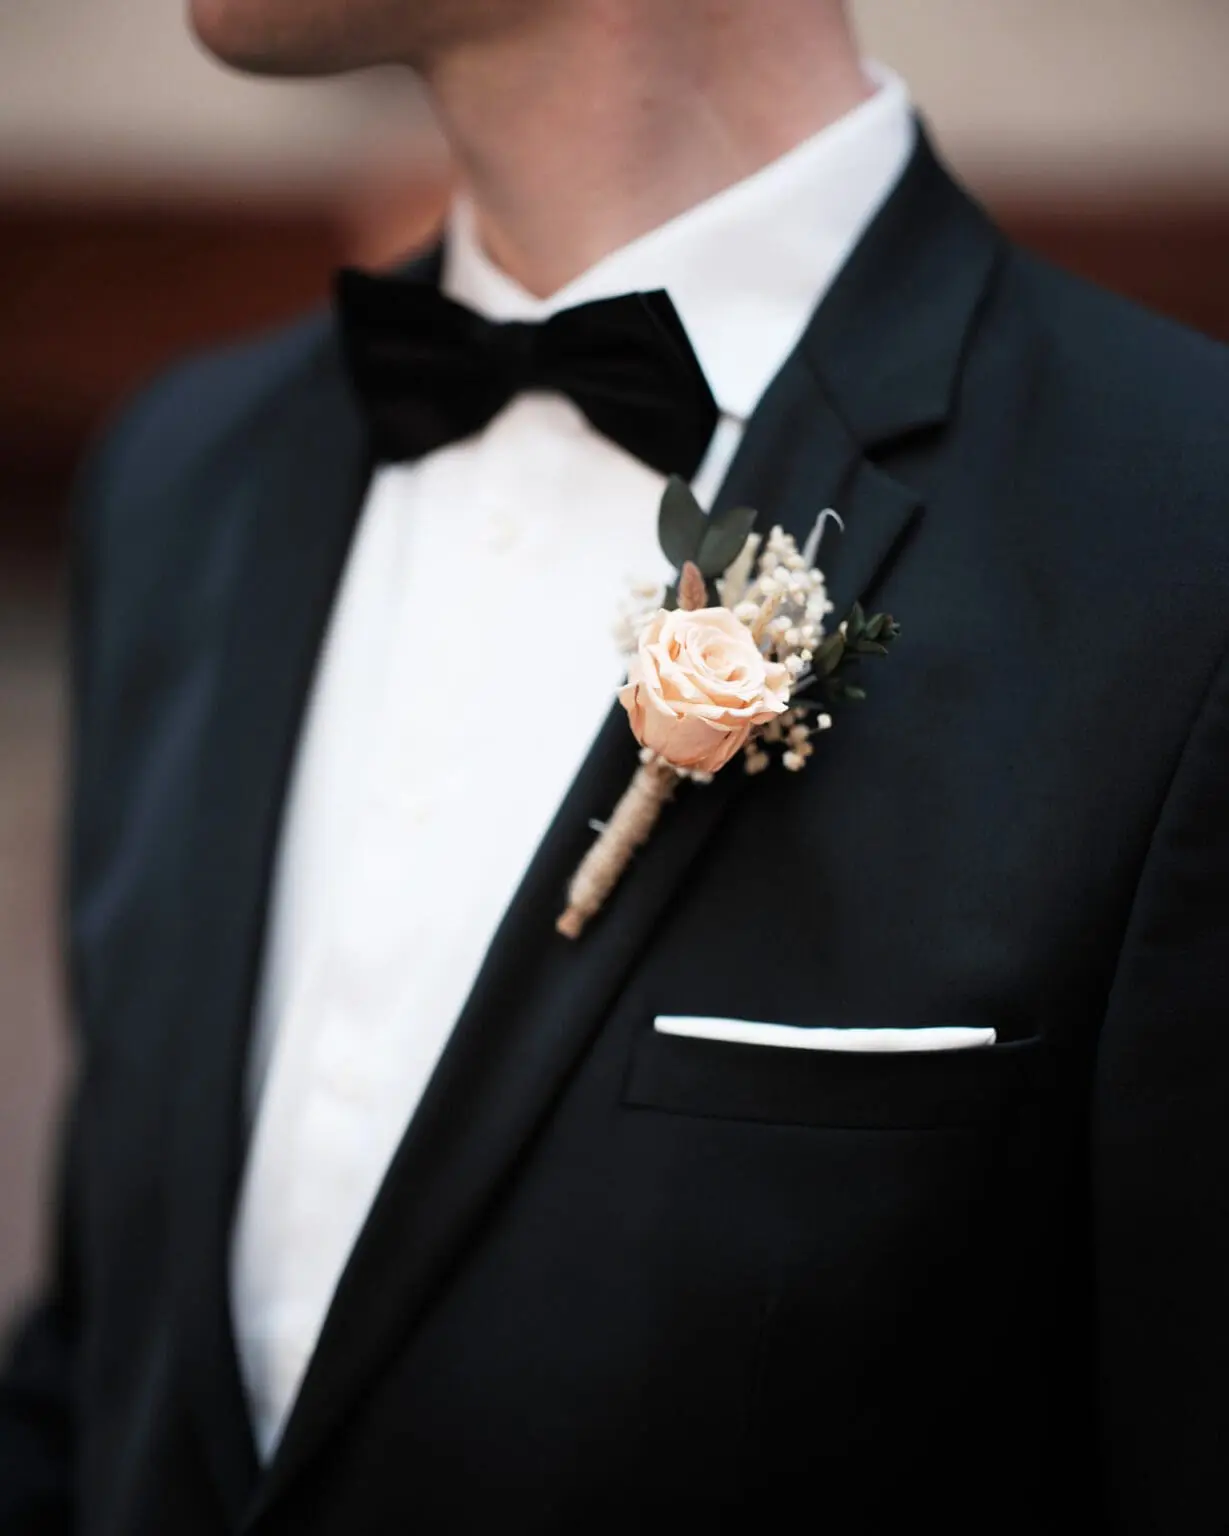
[251,128,1004,1521]
[166,322,379,1524]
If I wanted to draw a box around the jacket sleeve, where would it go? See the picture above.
[0,430,116,1534]
[0,1117,83,1535]
[1095,633,1229,1533]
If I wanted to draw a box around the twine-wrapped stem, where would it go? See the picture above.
[555,757,678,939]
[556,559,708,940]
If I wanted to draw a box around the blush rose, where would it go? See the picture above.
[618,607,791,775]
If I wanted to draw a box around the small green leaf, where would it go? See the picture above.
[708,501,756,536]
[843,684,867,702]
[816,633,846,674]
[869,612,901,644]
[853,640,889,657]
[697,505,758,577]
[709,503,759,547]
[658,476,707,570]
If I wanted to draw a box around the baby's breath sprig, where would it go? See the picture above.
[740,593,899,776]
[731,520,834,681]
[716,520,898,775]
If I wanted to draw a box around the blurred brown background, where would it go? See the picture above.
[2,0,1228,1323]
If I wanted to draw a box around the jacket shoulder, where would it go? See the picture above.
[999,246,1229,438]
[68,309,351,734]
[983,245,1229,584]
[84,309,337,508]
[73,308,346,611]
[972,246,1229,695]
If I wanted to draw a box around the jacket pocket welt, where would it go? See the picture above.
[622,1024,1045,1131]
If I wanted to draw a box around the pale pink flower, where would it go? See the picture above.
[618,607,791,775]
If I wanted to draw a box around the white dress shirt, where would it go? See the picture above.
[230,65,914,1461]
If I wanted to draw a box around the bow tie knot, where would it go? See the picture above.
[487,319,540,390]
[336,269,720,479]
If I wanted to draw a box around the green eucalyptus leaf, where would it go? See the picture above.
[657,476,707,570]
[697,505,758,577]
[843,684,867,702]
[707,502,758,539]
[854,640,889,657]
[816,633,846,675]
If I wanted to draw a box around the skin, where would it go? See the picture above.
[188,0,870,295]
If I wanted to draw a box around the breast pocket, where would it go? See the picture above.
[622,1019,1046,1131]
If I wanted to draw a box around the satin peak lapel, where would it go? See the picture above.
[252,127,1004,1521]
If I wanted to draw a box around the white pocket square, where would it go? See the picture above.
[653,1017,997,1052]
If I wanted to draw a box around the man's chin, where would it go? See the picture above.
[187,0,356,77]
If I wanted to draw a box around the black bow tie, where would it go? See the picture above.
[335,269,720,479]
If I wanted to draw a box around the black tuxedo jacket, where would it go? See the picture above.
[3,132,1229,1536]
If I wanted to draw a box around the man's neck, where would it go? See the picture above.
[419,1,872,297]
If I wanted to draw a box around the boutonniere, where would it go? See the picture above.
[556,478,900,939]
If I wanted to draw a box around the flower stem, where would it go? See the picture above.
[556,758,678,939]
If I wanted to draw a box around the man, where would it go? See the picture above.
[2,0,1227,1530]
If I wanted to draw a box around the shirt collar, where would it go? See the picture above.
[443,63,915,423]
